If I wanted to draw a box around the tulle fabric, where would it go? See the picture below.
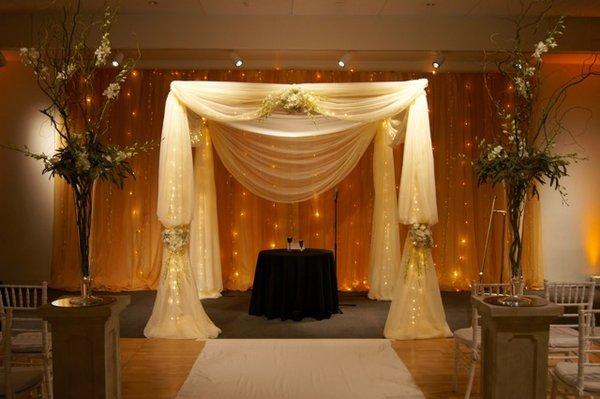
[147,79,448,338]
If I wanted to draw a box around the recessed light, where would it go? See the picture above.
[432,52,445,69]
[148,1,159,5]
[337,52,351,69]
[111,52,124,67]
[230,51,243,68]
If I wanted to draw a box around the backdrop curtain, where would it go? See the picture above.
[50,70,543,294]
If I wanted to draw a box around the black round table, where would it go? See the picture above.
[249,248,340,321]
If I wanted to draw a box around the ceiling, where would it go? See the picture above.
[1,0,600,17]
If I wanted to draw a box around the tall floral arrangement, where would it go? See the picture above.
[8,1,153,304]
[474,1,598,283]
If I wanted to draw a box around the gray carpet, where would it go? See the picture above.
[50,290,472,338]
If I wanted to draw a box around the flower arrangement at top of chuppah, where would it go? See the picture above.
[258,85,323,118]
[4,1,154,305]
[472,1,598,300]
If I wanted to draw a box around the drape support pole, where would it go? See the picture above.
[333,187,339,263]
[479,195,507,283]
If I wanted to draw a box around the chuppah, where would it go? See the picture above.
[144,79,451,340]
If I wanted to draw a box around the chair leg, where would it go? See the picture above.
[453,340,459,392]
[550,376,557,399]
[43,357,53,399]
[464,358,476,399]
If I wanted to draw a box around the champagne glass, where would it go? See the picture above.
[299,240,304,251]
[287,236,293,251]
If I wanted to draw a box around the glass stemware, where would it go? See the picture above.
[287,236,293,251]
[299,240,304,251]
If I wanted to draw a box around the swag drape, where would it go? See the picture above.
[144,79,451,339]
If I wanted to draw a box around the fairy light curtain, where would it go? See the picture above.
[144,79,450,339]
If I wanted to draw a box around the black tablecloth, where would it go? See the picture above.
[249,248,340,321]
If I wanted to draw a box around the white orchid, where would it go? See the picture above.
[94,32,111,66]
[533,41,548,61]
[102,82,121,99]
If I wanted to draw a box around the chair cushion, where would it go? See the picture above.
[554,362,600,393]
[453,327,481,346]
[549,326,579,348]
[0,367,44,396]
[0,332,51,353]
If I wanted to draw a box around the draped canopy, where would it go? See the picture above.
[144,79,450,340]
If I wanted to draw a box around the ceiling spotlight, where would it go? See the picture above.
[338,52,351,68]
[432,52,445,69]
[111,52,124,67]
[230,51,243,68]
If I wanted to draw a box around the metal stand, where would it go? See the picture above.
[333,187,338,262]
[479,196,507,283]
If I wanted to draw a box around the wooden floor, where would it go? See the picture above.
[120,338,479,399]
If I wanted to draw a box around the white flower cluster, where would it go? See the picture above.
[486,145,506,161]
[532,37,557,61]
[104,150,129,164]
[74,150,91,172]
[94,32,111,66]
[259,86,321,118]
[514,76,529,98]
[19,47,40,66]
[57,63,76,81]
[102,82,121,99]
[162,226,190,253]
[409,223,433,249]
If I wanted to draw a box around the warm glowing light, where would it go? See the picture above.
[86,97,91,103]
[460,238,467,244]
[314,210,320,218]
[240,211,245,217]
[270,242,276,248]
[453,270,459,278]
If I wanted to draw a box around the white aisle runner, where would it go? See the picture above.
[176,339,424,399]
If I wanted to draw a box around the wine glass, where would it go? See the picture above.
[287,236,293,251]
[299,240,304,251]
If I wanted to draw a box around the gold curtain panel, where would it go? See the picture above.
[50,69,543,292]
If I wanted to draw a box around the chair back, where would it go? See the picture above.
[0,282,47,311]
[0,282,49,353]
[470,282,512,333]
[575,309,600,396]
[544,280,595,328]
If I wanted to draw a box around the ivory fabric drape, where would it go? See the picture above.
[146,78,448,338]
[50,70,543,295]
[144,93,220,339]
[368,121,402,300]
[189,135,223,299]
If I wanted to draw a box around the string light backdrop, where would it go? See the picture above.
[50,69,543,292]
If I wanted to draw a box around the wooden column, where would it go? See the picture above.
[39,295,130,399]
[471,296,562,399]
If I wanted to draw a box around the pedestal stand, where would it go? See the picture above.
[39,295,130,399]
[471,295,562,399]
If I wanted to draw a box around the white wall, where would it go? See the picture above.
[540,63,600,282]
[0,60,54,281]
